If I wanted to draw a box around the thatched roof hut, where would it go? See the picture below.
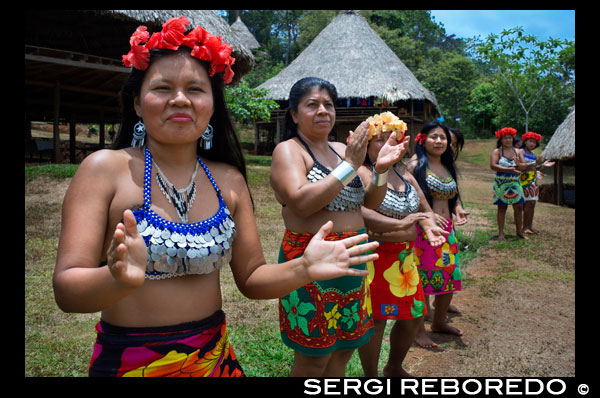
[541,107,575,206]
[254,10,439,152]
[25,10,254,163]
[230,16,261,50]
[258,10,438,107]
[542,107,575,161]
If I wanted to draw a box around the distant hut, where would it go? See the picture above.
[230,16,261,51]
[256,10,439,153]
[541,107,575,206]
[25,10,254,163]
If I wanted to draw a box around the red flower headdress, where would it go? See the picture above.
[522,131,542,142]
[414,133,427,145]
[494,127,517,139]
[122,16,236,84]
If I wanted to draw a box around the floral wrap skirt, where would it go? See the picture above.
[415,219,462,295]
[88,310,244,377]
[366,240,427,320]
[278,228,373,357]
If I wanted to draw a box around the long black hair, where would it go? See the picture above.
[113,47,248,186]
[284,77,338,140]
[413,121,460,213]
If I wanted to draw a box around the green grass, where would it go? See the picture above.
[25,163,79,182]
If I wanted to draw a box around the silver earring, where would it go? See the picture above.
[201,124,214,150]
[131,120,146,148]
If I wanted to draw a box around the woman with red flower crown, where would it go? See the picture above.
[53,16,379,377]
[490,127,529,240]
[520,132,555,234]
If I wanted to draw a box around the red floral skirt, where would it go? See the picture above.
[367,240,427,320]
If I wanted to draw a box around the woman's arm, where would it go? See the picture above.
[359,133,410,210]
[229,171,378,300]
[270,140,352,218]
[53,150,148,313]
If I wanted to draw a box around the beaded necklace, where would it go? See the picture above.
[133,147,236,280]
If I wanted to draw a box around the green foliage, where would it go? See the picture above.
[476,27,574,131]
[225,81,279,124]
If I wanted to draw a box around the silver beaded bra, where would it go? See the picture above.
[297,136,365,212]
[376,168,420,219]
[133,147,236,280]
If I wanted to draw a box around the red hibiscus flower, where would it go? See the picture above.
[122,26,150,70]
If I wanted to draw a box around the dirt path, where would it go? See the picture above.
[399,160,575,377]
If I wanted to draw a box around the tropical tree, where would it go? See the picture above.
[477,27,573,132]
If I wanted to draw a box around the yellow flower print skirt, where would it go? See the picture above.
[415,218,462,295]
[278,228,374,357]
[367,240,427,320]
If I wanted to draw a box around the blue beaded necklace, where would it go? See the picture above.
[133,147,236,280]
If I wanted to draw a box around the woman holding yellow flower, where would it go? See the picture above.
[356,113,448,377]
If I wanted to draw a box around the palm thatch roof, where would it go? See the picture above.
[542,108,575,161]
[106,10,255,79]
[230,16,261,50]
[257,10,438,110]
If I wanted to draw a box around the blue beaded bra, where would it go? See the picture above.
[133,147,236,280]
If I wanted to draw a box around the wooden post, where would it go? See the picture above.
[556,160,563,206]
[69,114,76,164]
[99,111,106,149]
[53,82,63,163]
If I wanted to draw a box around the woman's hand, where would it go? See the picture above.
[423,224,450,247]
[373,133,410,173]
[302,221,379,281]
[454,208,470,226]
[106,209,148,288]
[398,212,430,230]
[344,121,370,170]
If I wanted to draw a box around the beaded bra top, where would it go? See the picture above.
[297,136,365,212]
[498,147,518,168]
[425,167,458,200]
[376,168,420,219]
[133,147,236,280]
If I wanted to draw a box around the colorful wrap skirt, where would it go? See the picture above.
[278,228,374,357]
[520,171,539,201]
[88,310,244,377]
[367,240,427,320]
[415,219,462,296]
[493,172,525,205]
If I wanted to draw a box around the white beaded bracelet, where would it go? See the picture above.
[331,161,357,186]
[372,168,389,186]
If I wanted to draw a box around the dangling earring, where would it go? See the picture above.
[131,120,146,148]
[201,124,214,150]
